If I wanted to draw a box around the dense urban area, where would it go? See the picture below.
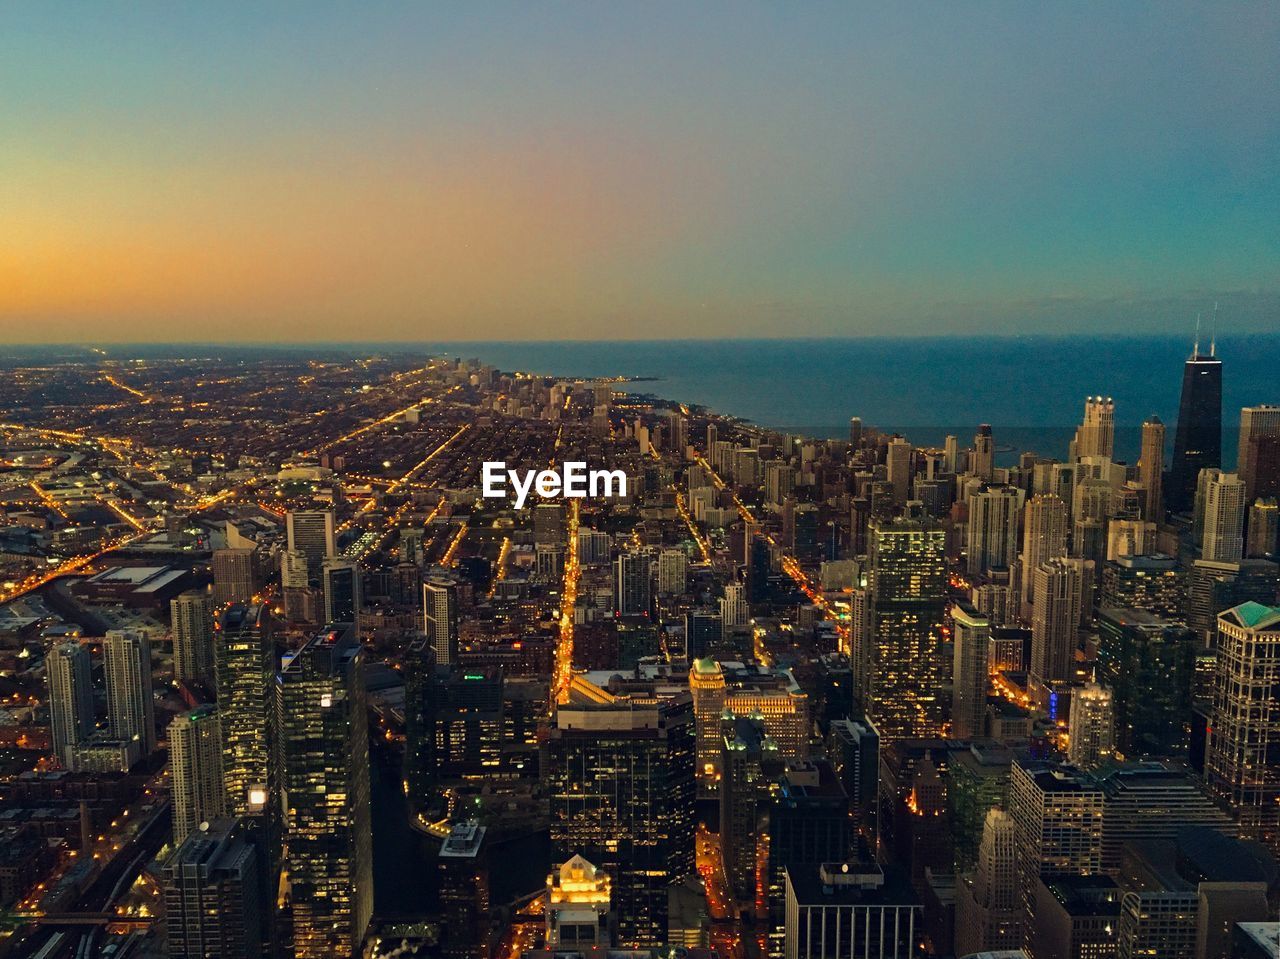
[0,344,1275,959]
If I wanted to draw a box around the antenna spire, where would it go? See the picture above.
[1193,314,1201,358]
[1210,301,1218,357]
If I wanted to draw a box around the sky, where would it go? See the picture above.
[2,3,1278,343]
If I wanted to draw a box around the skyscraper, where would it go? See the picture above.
[1237,404,1280,502]
[285,510,337,577]
[1169,335,1222,513]
[46,641,94,768]
[1066,682,1114,770]
[548,679,695,946]
[1246,498,1278,558]
[169,705,228,844]
[1096,608,1195,758]
[1205,602,1280,854]
[973,424,995,481]
[212,547,257,606]
[171,590,215,689]
[1020,493,1071,619]
[955,808,1022,956]
[1030,558,1087,687]
[279,625,374,957]
[613,550,651,617]
[103,629,155,757]
[161,818,265,959]
[1138,415,1165,522]
[886,437,912,504]
[656,548,688,596]
[951,603,991,740]
[215,603,276,818]
[1200,471,1246,562]
[423,577,459,666]
[720,715,778,901]
[1075,396,1116,460]
[967,485,1022,577]
[866,513,948,740]
[321,558,363,624]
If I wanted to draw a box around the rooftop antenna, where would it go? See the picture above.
[1193,313,1201,358]
[1210,301,1218,357]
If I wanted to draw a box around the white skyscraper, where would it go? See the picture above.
[1020,494,1069,618]
[1201,471,1246,563]
[1067,682,1114,770]
[286,510,337,573]
[47,641,94,768]
[720,583,749,630]
[967,485,1023,576]
[169,705,227,844]
[1074,396,1115,460]
[171,591,215,688]
[1030,558,1086,686]
[423,578,458,666]
[657,549,688,596]
[103,629,156,756]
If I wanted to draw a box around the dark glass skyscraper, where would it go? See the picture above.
[1169,337,1222,512]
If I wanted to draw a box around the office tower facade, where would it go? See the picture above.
[1076,396,1116,460]
[1185,558,1279,644]
[827,719,879,851]
[967,485,1022,577]
[720,582,749,630]
[866,514,948,740]
[1100,554,1183,619]
[404,662,503,790]
[1205,602,1280,853]
[215,603,276,818]
[423,578,459,666]
[47,641,94,768]
[1009,760,1105,954]
[1238,404,1280,501]
[280,548,309,589]
[1138,416,1165,521]
[533,501,565,547]
[1066,682,1114,769]
[1021,494,1070,618]
[1201,471,1246,562]
[212,547,257,606]
[782,862,920,959]
[973,424,995,481]
[1096,608,1196,758]
[161,818,264,959]
[321,558,362,624]
[279,626,374,958]
[720,715,779,901]
[1030,558,1086,686]
[285,510,337,576]
[657,548,688,596]
[438,821,492,959]
[613,550,651,617]
[1169,339,1222,513]
[689,658,727,791]
[1246,498,1278,557]
[103,629,155,757]
[886,437,912,504]
[548,684,695,946]
[767,760,851,935]
[170,705,228,845]
[1097,765,1231,872]
[952,603,991,740]
[171,590,216,688]
[955,808,1022,956]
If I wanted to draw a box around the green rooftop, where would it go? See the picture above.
[1228,601,1280,628]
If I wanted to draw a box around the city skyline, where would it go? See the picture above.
[4,4,1279,343]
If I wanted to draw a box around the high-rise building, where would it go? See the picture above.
[1237,405,1280,501]
[321,558,362,624]
[782,861,921,959]
[955,808,1022,957]
[171,590,216,689]
[279,625,374,958]
[280,548,309,589]
[1066,682,1114,770]
[1097,608,1196,758]
[719,581,749,631]
[46,641,94,768]
[1100,554,1183,619]
[169,705,228,844]
[1205,602,1280,854]
[968,485,1023,577]
[1138,416,1165,522]
[1075,397,1116,460]
[212,547,257,606]
[865,514,948,740]
[215,603,276,818]
[1021,494,1070,618]
[613,550,651,617]
[886,437,912,505]
[689,658,728,791]
[1246,498,1278,558]
[1096,764,1232,872]
[161,818,265,959]
[1201,472,1246,562]
[423,578,459,666]
[952,603,991,740]
[1169,336,1222,513]
[720,715,779,901]
[657,548,688,596]
[1009,760,1105,954]
[827,719,880,851]
[548,679,695,946]
[1030,558,1087,686]
[103,629,155,757]
[973,424,995,481]
[545,855,613,947]
[438,821,492,959]
[285,510,337,577]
